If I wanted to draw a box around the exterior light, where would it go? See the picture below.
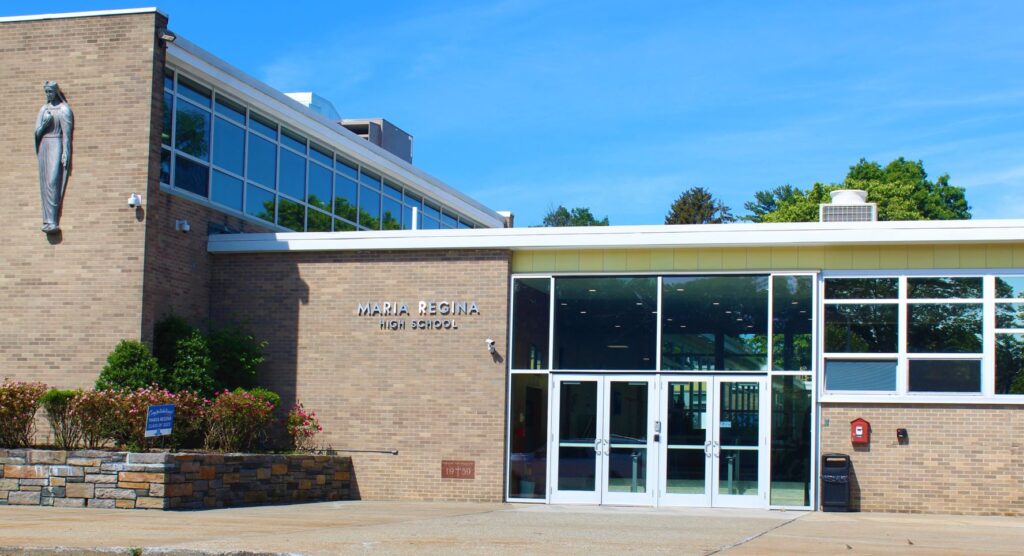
[127,193,142,208]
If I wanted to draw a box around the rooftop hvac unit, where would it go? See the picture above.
[820,190,877,222]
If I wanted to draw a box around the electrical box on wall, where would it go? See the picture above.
[851,418,870,445]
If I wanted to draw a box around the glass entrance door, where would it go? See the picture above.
[658,376,768,508]
[550,375,656,505]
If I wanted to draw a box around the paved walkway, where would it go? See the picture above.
[1,502,1022,555]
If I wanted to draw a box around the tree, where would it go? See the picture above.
[96,340,163,390]
[749,158,971,223]
[541,205,609,227]
[665,187,735,224]
[742,185,800,223]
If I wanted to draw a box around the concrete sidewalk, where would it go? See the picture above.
[0,501,1021,555]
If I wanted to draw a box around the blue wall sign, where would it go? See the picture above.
[145,404,176,438]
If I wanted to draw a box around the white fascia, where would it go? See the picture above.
[208,219,1024,254]
[0,7,166,23]
[165,38,505,229]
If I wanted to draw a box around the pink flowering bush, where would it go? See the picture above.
[0,380,47,448]
[66,387,206,451]
[287,402,323,452]
[204,389,276,452]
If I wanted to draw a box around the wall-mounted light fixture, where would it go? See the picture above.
[127,193,142,208]
[175,219,191,233]
[159,29,176,43]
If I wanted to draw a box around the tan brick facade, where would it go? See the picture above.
[140,190,271,339]
[820,404,1024,515]
[209,250,511,502]
[0,12,165,389]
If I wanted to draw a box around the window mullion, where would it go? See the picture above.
[897,276,909,395]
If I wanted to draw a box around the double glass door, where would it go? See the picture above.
[550,375,656,505]
[549,374,766,507]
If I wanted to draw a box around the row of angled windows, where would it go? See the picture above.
[159,69,481,232]
[510,273,1024,397]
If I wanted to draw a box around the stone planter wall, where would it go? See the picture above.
[0,449,352,510]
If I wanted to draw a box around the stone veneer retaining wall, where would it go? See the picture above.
[0,449,352,510]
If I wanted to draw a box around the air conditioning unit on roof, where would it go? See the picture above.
[820,190,877,222]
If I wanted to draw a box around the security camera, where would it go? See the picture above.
[485,338,496,353]
[127,193,142,208]
[175,219,191,233]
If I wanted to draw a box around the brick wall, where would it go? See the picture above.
[820,404,1024,515]
[0,12,164,389]
[210,249,512,502]
[140,191,272,339]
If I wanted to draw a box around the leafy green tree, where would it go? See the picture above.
[96,340,163,390]
[742,185,800,223]
[665,187,735,224]
[751,158,971,223]
[542,205,609,227]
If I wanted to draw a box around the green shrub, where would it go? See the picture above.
[96,340,163,391]
[205,389,276,452]
[0,380,48,448]
[41,388,81,449]
[166,330,216,396]
[153,315,195,371]
[247,387,281,410]
[208,323,267,390]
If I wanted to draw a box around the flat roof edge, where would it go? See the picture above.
[207,220,1024,254]
[0,7,165,24]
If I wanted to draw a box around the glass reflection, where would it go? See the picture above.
[512,278,550,370]
[662,275,768,371]
[996,303,1024,329]
[666,381,708,494]
[307,209,331,232]
[174,101,210,160]
[770,376,811,506]
[908,359,980,392]
[359,187,381,229]
[772,276,813,371]
[824,278,898,299]
[213,117,244,175]
[211,170,242,211]
[996,334,1024,394]
[174,155,208,197]
[554,277,656,370]
[334,177,358,222]
[278,198,304,231]
[279,149,306,200]
[996,277,1024,299]
[908,277,982,299]
[509,374,548,499]
[247,134,276,187]
[907,303,982,353]
[307,163,332,211]
[607,381,647,493]
[245,184,275,223]
[718,381,759,496]
[824,304,898,353]
[558,381,597,491]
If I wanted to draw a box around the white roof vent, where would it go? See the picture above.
[820,189,876,222]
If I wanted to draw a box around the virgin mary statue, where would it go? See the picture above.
[34,81,74,234]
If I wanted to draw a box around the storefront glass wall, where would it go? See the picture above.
[507,273,816,508]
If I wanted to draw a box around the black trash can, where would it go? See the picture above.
[821,453,851,512]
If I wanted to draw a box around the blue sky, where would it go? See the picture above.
[9,1,1024,225]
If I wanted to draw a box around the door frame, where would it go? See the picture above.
[656,375,769,509]
[548,374,657,505]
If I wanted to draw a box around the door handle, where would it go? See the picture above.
[594,439,602,454]
[704,440,712,458]
[712,440,720,458]
[603,438,611,456]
